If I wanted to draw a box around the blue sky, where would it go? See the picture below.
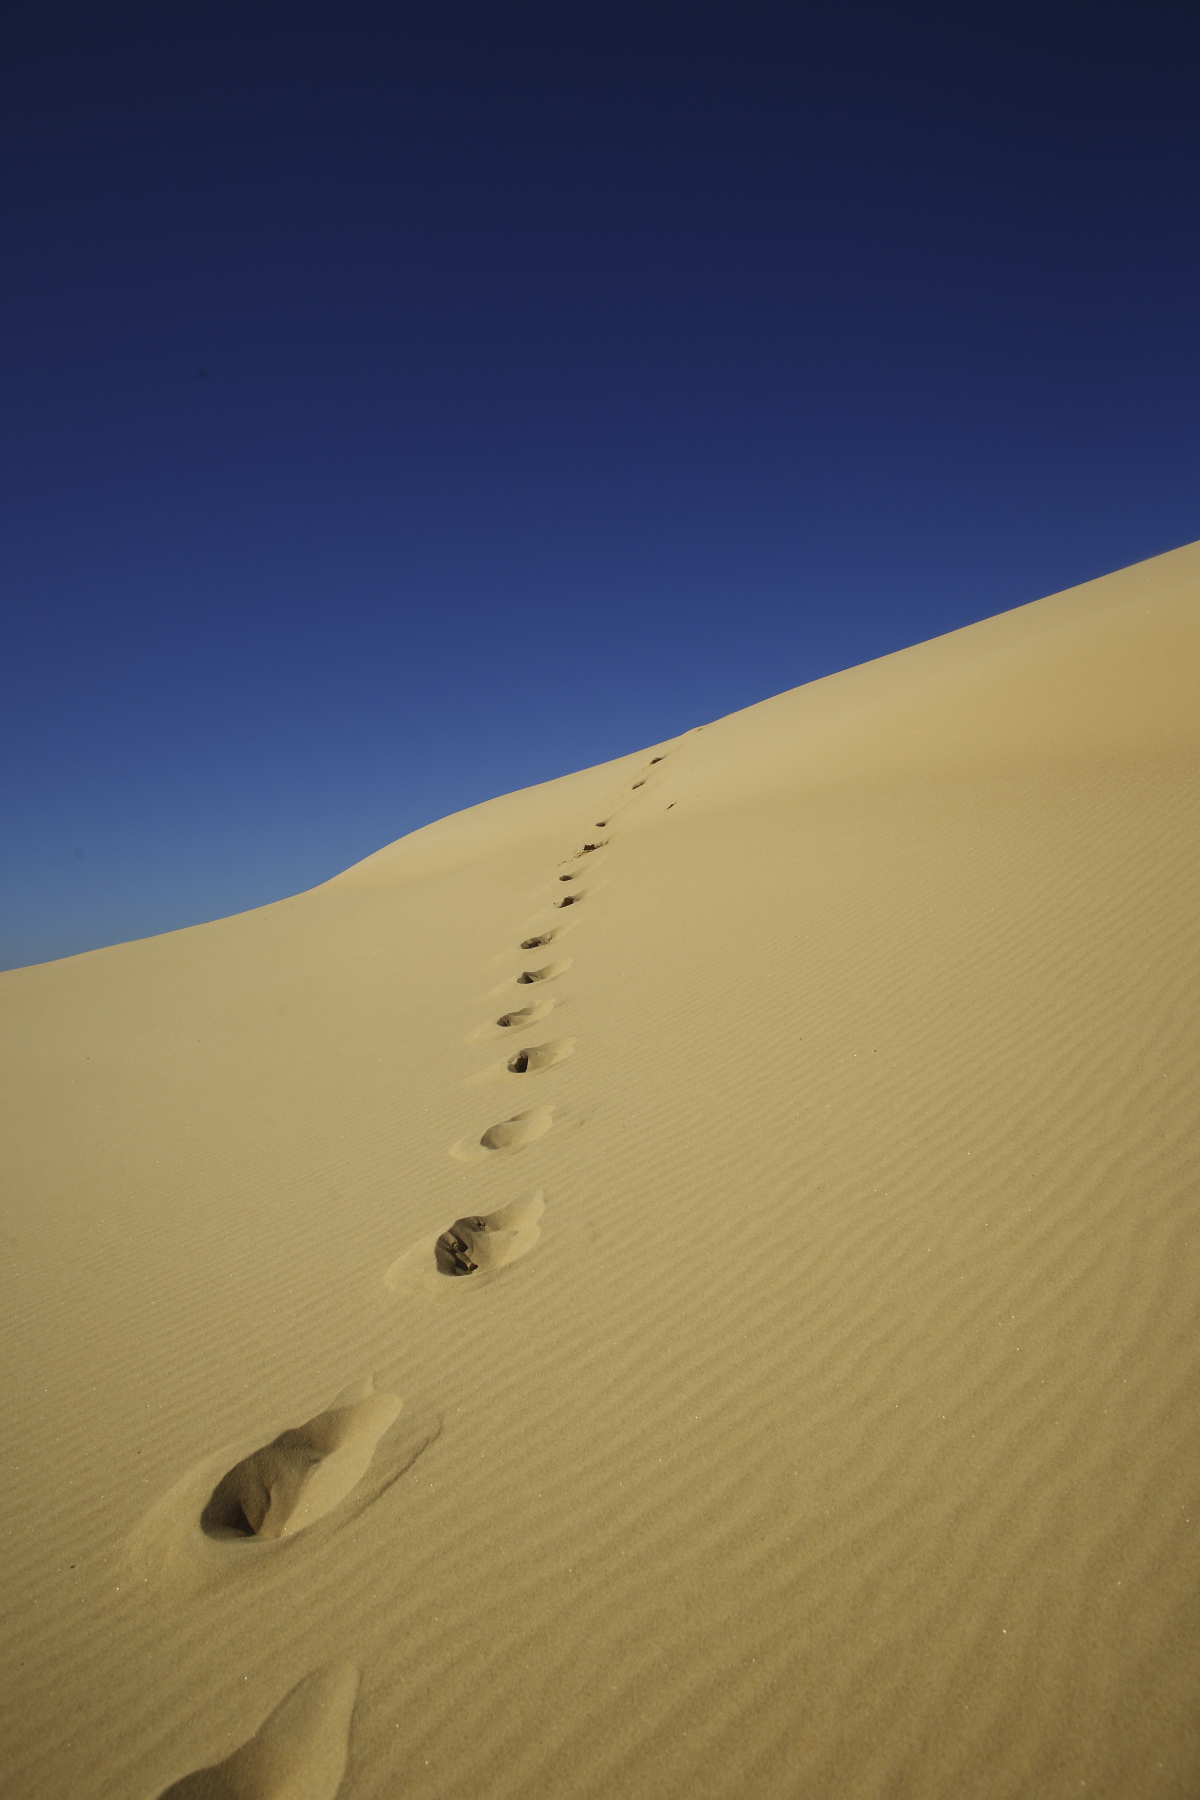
[2,2,1198,970]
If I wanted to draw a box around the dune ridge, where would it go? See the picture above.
[1,541,1198,1797]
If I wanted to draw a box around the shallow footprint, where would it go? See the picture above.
[385,1192,545,1298]
[157,1662,359,1799]
[450,1106,552,1162]
[201,1379,403,1540]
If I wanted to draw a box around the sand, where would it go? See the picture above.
[1,541,1198,1799]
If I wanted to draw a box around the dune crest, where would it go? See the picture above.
[3,542,1199,1797]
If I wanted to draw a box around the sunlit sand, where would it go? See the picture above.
[2,541,1198,1797]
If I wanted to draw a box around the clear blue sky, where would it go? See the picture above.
[3,2,1197,971]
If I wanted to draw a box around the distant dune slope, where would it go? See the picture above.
[1,541,1198,1799]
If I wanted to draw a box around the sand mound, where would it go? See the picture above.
[2,541,1198,1797]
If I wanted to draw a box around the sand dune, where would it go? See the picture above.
[1,541,1198,1797]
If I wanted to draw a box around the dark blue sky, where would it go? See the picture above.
[3,2,1198,970]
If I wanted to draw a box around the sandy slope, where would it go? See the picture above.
[1,541,1198,1800]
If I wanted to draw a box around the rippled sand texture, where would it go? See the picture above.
[2,540,1198,1799]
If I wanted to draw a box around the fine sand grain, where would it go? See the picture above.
[2,542,1198,1797]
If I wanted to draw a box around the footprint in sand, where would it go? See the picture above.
[450,1105,553,1162]
[590,756,667,827]
[200,1378,402,1541]
[514,958,571,985]
[468,996,559,1043]
[385,1192,545,1298]
[554,887,590,909]
[466,1037,575,1086]
[488,958,572,999]
[128,1380,439,1595]
[520,926,569,949]
[157,1662,359,1799]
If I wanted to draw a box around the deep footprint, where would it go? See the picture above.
[466,1037,574,1087]
[516,959,571,985]
[506,1038,573,1075]
[200,1379,402,1540]
[435,1194,545,1276]
[158,1663,359,1800]
[385,1193,545,1296]
[494,1000,555,1028]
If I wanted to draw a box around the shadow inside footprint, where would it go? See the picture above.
[201,1380,402,1541]
[158,1663,359,1800]
[439,1193,548,1280]
[467,1037,574,1087]
[435,1195,545,1277]
[385,1193,545,1298]
[497,1005,537,1027]
[505,1038,572,1073]
[516,959,570,985]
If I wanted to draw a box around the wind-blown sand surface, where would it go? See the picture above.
[2,543,1198,1799]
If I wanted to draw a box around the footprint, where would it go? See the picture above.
[515,959,571,985]
[554,889,588,909]
[479,1109,552,1150]
[385,1193,545,1298]
[450,1106,553,1162]
[469,997,557,1041]
[486,958,571,1000]
[201,1379,403,1540]
[495,998,555,1028]
[157,1662,359,1799]
[127,1385,439,1596]
[466,1038,575,1086]
[567,840,608,858]
[504,1037,573,1076]
[520,924,570,948]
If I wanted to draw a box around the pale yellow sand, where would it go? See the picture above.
[2,542,1199,1799]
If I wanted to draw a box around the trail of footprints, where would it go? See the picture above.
[145,753,672,1797]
